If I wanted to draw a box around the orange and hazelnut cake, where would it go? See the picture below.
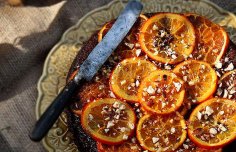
[65,13,236,152]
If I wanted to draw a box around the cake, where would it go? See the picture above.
[65,13,236,152]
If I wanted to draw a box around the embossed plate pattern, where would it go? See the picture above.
[36,0,236,151]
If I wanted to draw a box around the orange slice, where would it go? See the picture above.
[216,69,236,100]
[110,58,157,102]
[138,70,185,114]
[136,113,187,151]
[98,14,148,43]
[98,15,148,59]
[139,13,196,64]
[185,14,229,65]
[188,98,236,149]
[173,60,217,103]
[97,137,142,152]
[176,137,222,152]
[128,14,149,45]
[81,98,136,145]
[98,20,115,42]
[77,76,110,104]
[220,69,236,80]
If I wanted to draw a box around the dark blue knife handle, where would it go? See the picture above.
[29,80,79,141]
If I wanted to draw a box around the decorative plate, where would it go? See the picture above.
[36,0,236,151]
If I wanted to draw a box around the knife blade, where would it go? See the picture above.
[74,1,143,82]
[30,0,143,142]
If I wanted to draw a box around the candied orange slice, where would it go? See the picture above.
[98,20,115,42]
[173,60,217,103]
[185,14,229,65]
[136,113,187,151]
[110,58,157,102]
[98,15,148,59]
[128,14,149,44]
[216,69,236,100]
[77,76,110,104]
[139,13,196,64]
[176,137,222,152]
[97,137,142,152]
[81,98,136,144]
[98,14,148,42]
[188,98,236,149]
[220,69,236,80]
[138,70,185,114]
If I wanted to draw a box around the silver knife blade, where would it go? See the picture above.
[74,0,143,82]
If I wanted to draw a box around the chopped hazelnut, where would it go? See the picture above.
[209,128,217,135]
[224,63,234,71]
[152,137,159,143]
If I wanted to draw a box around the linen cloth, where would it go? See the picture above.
[0,0,235,151]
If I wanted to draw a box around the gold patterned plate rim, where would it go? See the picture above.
[36,0,236,151]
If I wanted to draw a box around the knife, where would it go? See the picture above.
[30,0,143,142]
